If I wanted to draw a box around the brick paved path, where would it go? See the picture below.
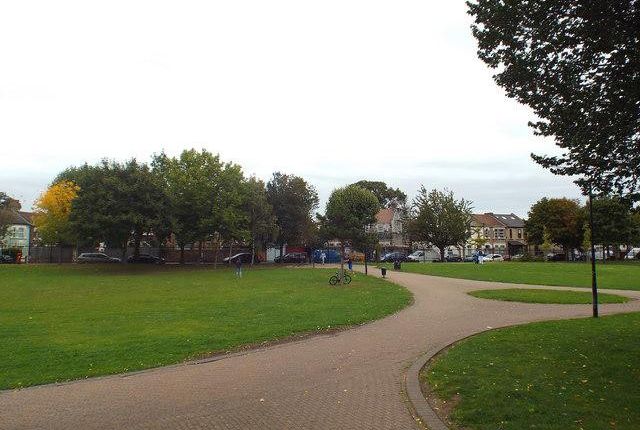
[2,270,640,430]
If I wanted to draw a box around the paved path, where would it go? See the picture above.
[3,270,640,430]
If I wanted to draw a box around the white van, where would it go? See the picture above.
[625,248,640,260]
[407,249,441,262]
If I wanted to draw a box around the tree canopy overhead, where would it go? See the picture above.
[351,180,407,208]
[468,0,640,197]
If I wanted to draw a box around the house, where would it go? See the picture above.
[467,212,527,257]
[367,207,407,250]
[0,211,33,262]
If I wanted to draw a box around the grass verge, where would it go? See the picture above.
[0,265,411,389]
[421,312,640,430]
[383,261,640,290]
[468,288,629,304]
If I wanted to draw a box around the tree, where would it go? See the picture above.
[32,181,79,248]
[320,185,379,281]
[410,187,472,262]
[0,192,21,240]
[588,196,636,258]
[525,198,585,258]
[60,159,168,259]
[266,172,319,255]
[243,177,277,265]
[351,180,407,208]
[152,149,228,264]
[468,1,640,198]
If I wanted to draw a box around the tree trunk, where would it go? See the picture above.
[440,246,446,262]
[340,242,345,283]
[198,241,203,264]
[180,244,185,265]
[228,241,233,260]
[49,246,53,264]
[213,240,219,269]
[602,244,606,264]
[251,237,256,266]
[364,246,368,275]
[134,234,141,259]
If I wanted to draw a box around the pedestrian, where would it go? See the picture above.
[321,251,326,265]
[478,251,484,265]
[235,258,242,277]
[347,257,353,271]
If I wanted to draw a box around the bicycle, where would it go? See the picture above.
[329,271,352,285]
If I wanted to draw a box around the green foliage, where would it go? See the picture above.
[243,177,277,262]
[266,172,319,247]
[469,288,628,304]
[468,1,640,197]
[425,312,640,429]
[0,265,411,389]
[588,196,637,247]
[350,180,407,208]
[321,185,380,243]
[410,187,472,260]
[525,198,584,252]
[60,160,168,252]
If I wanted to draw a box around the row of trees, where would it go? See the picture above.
[33,149,319,264]
[526,196,640,259]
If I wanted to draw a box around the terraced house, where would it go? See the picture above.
[467,212,526,257]
[0,211,33,262]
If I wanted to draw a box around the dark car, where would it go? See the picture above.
[274,252,308,264]
[223,252,259,264]
[76,253,121,263]
[547,253,566,262]
[127,254,165,264]
[380,252,408,262]
[0,255,15,264]
[445,255,463,262]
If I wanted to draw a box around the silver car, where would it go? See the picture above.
[76,253,121,263]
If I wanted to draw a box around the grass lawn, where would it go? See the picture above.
[422,312,640,430]
[469,288,630,304]
[383,261,640,290]
[0,265,411,390]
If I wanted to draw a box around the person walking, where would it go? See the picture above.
[235,258,243,278]
[347,257,353,271]
[321,251,326,265]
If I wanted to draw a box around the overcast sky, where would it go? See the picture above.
[0,1,584,216]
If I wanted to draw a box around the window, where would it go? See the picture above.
[509,229,513,239]
[518,229,523,239]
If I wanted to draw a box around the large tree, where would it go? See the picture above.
[468,1,640,197]
[588,196,637,257]
[410,187,472,262]
[61,159,168,259]
[32,181,79,248]
[266,172,319,254]
[351,180,407,208]
[320,185,379,281]
[242,177,277,265]
[526,198,585,258]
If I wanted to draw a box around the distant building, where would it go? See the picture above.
[367,207,407,250]
[0,211,33,262]
[467,212,526,256]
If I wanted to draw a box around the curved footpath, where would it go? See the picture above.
[2,270,640,430]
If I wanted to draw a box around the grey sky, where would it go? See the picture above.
[0,0,583,216]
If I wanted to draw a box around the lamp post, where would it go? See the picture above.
[588,184,598,318]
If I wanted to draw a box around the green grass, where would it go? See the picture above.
[469,288,630,304]
[384,261,640,290]
[0,265,411,390]
[423,312,640,430]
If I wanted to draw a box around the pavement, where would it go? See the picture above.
[2,268,640,430]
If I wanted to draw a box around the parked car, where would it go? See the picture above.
[546,253,566,262]
[483,254,504,262]
[76,253,121,263]
[127,254,165,264]
[0,254,15,264]
[381,252,408,262]
[511,253,525,260]
[445,255,463,262]
[274,252,307,264]
[625,248,640,260]
[407,250,441,262]
[223,253,260,264]
[463,254,476,263]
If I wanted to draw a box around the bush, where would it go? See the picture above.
[1,247,22,262]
